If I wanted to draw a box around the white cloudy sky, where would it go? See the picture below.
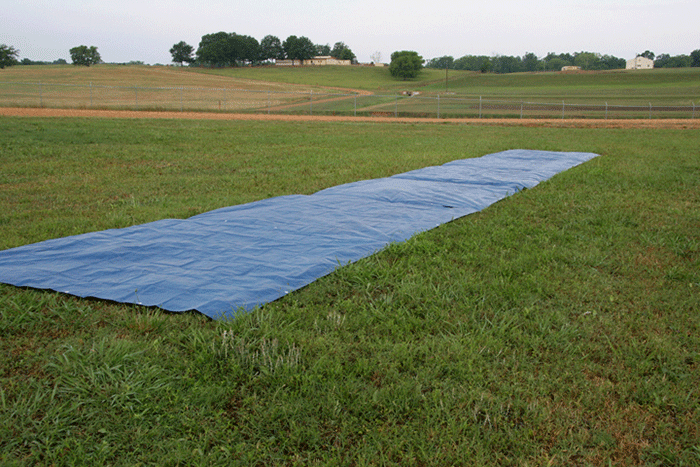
[2,0,698,64]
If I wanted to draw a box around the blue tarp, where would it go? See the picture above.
[0,149,598,319]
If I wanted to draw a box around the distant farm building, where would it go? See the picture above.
[276,56,351,66]
[626,56,654,70]
[561,66,582,72]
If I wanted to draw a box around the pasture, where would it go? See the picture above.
[1,65,699,118]
[0,65,699,465]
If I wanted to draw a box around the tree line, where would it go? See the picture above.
[170,34,356,67]
[639,50,700,69]
[426,50,700,73]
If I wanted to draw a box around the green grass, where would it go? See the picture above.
[421,68,700,105]
[2,65,699,114]
[193,66,700,105]
[1,116,699,466]
[187,65,453,92]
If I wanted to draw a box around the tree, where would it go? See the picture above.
[70,45,101,66]
[491,55,522,73]
[691,49,700,68]
[235,34,260,64]
[654,54,691,68]
[196,32,231,66]
[544,57,567,71]
[0,44,20,68]
[260,35,284,61]
[640,50,655,60]
[522,52,539,72]
[316,43,331,56]
[170,41,194,65]
[599,54,625,70]
[453,55,490,71]
[283,35,316,64]
[389,51,423,80]
[337,47,355,62]
[573,51,599,70]
[370,51,382,65]
[331,42,355,61]
[426,56,454,70]
[195,32,260,67]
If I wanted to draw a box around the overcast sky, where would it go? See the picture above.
[3,0,698,65]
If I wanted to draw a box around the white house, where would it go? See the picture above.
[626,56,654,70]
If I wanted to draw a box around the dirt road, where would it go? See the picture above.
[2,107,699,129]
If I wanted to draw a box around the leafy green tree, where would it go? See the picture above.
[316,43,331,56]
[426,56,454,69]
[453,55,489,71]
[389,51,423,80]
[599,54,625,70]
[522,52,539,72]
[691,49,700,67]
[196,32,231,66]
[196,32,260,66]
[0,44,20,68]
[70,46,101,66]
[654,54,691,68]
[170,41,194,65]
[337,47,355,62]
[260,35,285,61]
[283,36,316,64]
[544,57,567,71]
[330,42,355,61]
[640,50,655,60]
[491,55,522,73]
[235,34,260,64]
[573,51,599,70]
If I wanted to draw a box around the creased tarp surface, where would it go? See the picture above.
[0,149,598,319]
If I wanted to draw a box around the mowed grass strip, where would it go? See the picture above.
[1,117,699,466]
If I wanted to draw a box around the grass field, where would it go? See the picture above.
[190,65,700,105]
[0,65,351,113]
[1,115,698,465]
[2,64,699,104]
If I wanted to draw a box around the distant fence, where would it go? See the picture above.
[1,82,697,119]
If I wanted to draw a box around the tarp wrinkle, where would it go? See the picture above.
[0,149,598,319]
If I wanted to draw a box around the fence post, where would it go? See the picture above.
[268,91,271,114]
[310,90,313,115]
[354,94,357,117]
[135,86,138,107]
[395,94,398,117]
[561,101,565,119]
[180,87,183,112]
[649,102,652,119]
[39,82,43,107]
[479,96,482,118]
[437,94,440,118]
[520,101,523,119]
[693,102,696,119]
[90,82,93,107]
[605,102,608,120]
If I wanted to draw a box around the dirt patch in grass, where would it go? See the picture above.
[2,107,699,129]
